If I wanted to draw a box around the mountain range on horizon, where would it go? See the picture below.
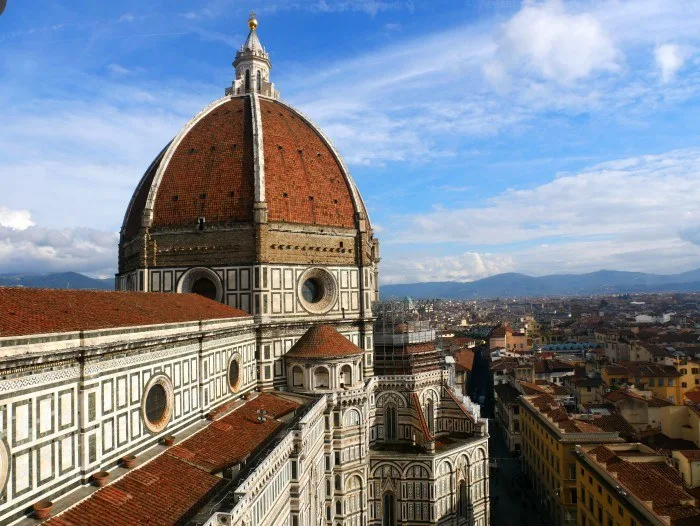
[0,272,113,291]
[3,268,700,299]
[380,268,700,299]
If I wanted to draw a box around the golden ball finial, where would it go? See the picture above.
[248,11,258,30]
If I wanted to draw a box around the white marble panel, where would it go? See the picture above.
[39,397,52,434]
[15,451,30,492]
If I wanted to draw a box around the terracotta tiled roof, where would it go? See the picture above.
[167,394,299,472]
[151,97,255,230]
[122,96,364,240]
[495,383,521,406]
[286,324,363,359]
[584,446,700,523]
[0,288,248,337]
[453,350,475,371]
[604,388,673,407]
[260,99,358,228]
[603,362,681,378]
[45,393,300,526]
[592,414,637,439]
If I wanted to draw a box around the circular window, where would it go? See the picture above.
[297,268,338,314]
[228,354,242,393]
[192,277,217,300]
[142,375,174,434]
[176,267,223,302]
[301,278,323,303]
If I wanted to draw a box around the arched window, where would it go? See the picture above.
[335,500,342,515]
[335,474,342,490]
[385,405,397,441]
[314,367,330,389]
[382,492,396,526]
[458,480,468,518]
[256,70,262,91]
[292,366,304,388]
[339,364,353,388]
[245,69,250,92]
[427,398,435,435]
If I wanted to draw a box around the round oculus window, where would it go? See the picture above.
[176,267,223,302]
[297,268,338,314]
[228,355,242,393]
[191,277,217,300]
[142,375,174,434]
[301,278,323,304]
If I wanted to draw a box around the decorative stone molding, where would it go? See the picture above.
[296,267,338,315]
[141,374,175,434]
[176,266,224,302]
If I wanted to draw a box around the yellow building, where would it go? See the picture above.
[660,402,700,447]
[520,394,624,526]
[675,360,700,399]
[671,450,700,491]
[602,362,682,403]
[575,443,700,526]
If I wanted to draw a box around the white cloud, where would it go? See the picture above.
[381,251,515,284]
[0,209,118,275]
[107,63,133,76]
[395,148,700,245]
[655,43,685,82]
[494,0,621,84]
[118,13,135,23]
[380,148,700,281]
[0,207,35,230]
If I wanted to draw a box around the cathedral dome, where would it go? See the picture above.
[121,95,368,240]
[120,14,368,243]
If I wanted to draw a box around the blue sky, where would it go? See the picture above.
[2,0,700,284]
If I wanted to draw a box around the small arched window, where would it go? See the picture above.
[339,364,353,388]
[459,480,468,518]
[382,492,396,526]
[245,69,250,92]
[257,70,262,91]
[314,367,330,389]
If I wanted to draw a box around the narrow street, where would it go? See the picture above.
[469,346,554,526]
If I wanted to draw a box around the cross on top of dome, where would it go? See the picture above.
[227,14,280,99]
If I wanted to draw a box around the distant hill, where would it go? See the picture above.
[380,269,700,299]
[0,272,113,290]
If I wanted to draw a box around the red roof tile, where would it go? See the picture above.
[0,288,248,337]
[151,97,255,230]
[453,350,475,371]
[260,99,358,228]
[123,96,365,240]
[286,324,363,359]
[45,393,300,526]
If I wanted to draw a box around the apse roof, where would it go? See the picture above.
[286,324,363,359]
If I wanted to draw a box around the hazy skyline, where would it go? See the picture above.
[2,0,700,283]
